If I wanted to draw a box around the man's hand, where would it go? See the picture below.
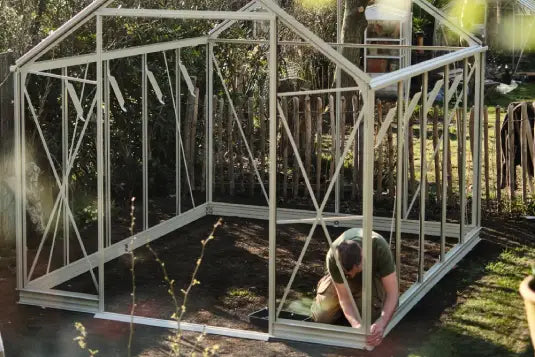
[366,320,385,346]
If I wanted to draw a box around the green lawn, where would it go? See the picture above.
[407,244,535,357]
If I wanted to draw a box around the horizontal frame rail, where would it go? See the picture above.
[25,37,209,72]
[25,205,207,290]
[213,38,464,52]
[95,312,269,341]
[370,46,487,90]
[96,8,275,21]
[210,202,469,238]
[19,288,99,313]
[277,86,360,97]
[27,70,97,85]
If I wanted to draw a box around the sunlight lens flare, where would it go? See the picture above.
[448,0,485,32]
[499,15,535,51]
[297,0,335,10]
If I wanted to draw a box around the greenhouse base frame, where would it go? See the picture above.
[11,0,486,350]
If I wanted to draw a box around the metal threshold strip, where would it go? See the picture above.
[94,312,270,341]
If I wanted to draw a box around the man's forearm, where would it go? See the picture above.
[379,292,397,326]
[340,301,361,328]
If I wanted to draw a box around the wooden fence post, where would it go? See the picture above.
[387,103,394,197]
[508,104,515,205]
[408,117,416,193]
[201,95,207,193]
[218,98,225,193]
[191,87,200,189]
[495,106,501,211]
[446,114,453,200]
[433,106,441,202]
[293,96,300,198]
[483,106,490,206]
[282,97,289,199]
[316,97,323,199]
[0,52,13,148]
[352,95,360,199]
[456,109,463,195]
[305,95,312,178]
[329,95,336,180]
[521,103,532,200]
[340,96,346,199]
[228,101,235,196]
[377,100,384,198]
[259,97,267,179]
[248,97,255,197]
[469,107,475,162]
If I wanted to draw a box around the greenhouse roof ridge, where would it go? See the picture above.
[14,0,483,86]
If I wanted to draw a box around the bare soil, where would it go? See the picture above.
[0,215,532,356]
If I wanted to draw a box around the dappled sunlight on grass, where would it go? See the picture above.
[408,246,535,357]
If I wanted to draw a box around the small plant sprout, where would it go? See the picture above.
[128,197,137,357]
[73,322,99,356]
[146,218,223,356]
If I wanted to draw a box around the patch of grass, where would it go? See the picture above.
[228,288,257,298]
[486,82,535,107]
[407,246,535,357]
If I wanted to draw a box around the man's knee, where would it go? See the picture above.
[310,275,340,323]
[311,306,341,324]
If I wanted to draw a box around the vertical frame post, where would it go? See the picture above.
[441,64,449,262]
[105,60,112,248]
[475,52,485,226]
[362,89,375,333]
[96,14,105,311]
[176,49,182,215]
[62,67,70,262]
[268,16,278,336]
[207,42,214,203]
[335,0,343,214]
[472,54,482,226]
[418,72,428,282]
[21,71,27,286]
[14,70,23,289]
[460,58,468,243]
[142,54,149,230]
[395,81,403,289]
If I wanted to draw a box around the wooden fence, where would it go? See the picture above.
[0,51,15,244]
[178,91,531,214]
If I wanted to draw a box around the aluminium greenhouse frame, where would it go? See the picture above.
[12,0,486,349]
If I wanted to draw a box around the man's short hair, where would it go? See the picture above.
[337,240,362,272]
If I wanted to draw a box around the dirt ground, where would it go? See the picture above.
[0,215,533,356]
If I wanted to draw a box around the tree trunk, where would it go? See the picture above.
[341,0,370,87]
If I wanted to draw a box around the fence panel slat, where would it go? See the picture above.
[191,88,200,189]
[387,103,394,197]
[282,97,289,199]
[227,101,235,195]
[408,118,416,193]
[377,100,383,198]
[508,104,515,203]
[248,97,255,197]
[329,95,336,180]
[433,106,441,202]
[495,106,501,211]
[293,96,300,198]
[484,106,490,205]
[316,97,323,199]
[305,95,312,178]
[218,98,225,193]
[340,96,346,199]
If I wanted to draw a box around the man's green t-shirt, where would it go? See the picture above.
[326,228,395,284]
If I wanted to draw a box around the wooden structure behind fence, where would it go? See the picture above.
[0,51,14,244]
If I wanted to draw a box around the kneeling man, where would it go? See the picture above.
[311,228,398,346]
